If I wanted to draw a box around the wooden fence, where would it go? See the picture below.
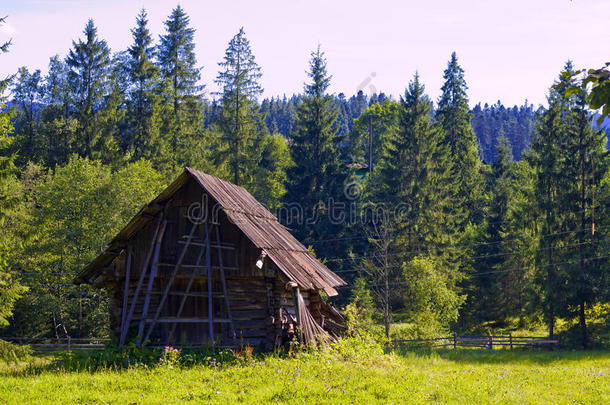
[1,337,110,352]
[3,334,560,352]
[394,334,560,350]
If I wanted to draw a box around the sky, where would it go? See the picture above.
[0,0,608,107]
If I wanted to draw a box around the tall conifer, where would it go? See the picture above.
[436,52,483,226]
[284,46,348,256]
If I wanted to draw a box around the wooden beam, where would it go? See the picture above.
[143,220,200,344]
[144,291,225,298]
[119,245,132,344]
[178,240,235,250]
[120,217,164,346]
[156,263,239,271]
[136,220,168,347]
[146,318,232,323]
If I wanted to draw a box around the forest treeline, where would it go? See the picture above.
[0,7,608,348]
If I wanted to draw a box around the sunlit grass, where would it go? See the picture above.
[0,347,608,404]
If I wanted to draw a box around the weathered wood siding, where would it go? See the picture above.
[104,177,320,348]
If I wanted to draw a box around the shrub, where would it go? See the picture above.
[0,339,32,364]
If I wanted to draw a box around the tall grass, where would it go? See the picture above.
[0,337,608,404]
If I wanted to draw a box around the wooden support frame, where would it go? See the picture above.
[168,223,209,341]
[119,217,164,346]
[215,226,236,344]
[143,220,200,344]
[136,220,168,346]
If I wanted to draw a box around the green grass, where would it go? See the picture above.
[0,347,608,404]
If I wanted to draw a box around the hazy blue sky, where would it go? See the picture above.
[1,0,608,107]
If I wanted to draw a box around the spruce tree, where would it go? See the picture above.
[157,5,203,164]
[66,19,112,158]
[436,52,483,226]
[40,56,76,167]
[284,46,348,255]
[464,136,523,326]
[362,74,461,337]
[215,27,263,186]
[0,17,27,325]
[526,62,577,338]
[560,76,608,348]
[11,67,42,165]
[125,9,162,160]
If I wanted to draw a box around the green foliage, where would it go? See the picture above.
[564,62,610,125]
[156,5,204,171]
[0,31,27,327]
[284,46,349,259]
[123,9,163,163]
[343,288,380,340]
[436,52,484,226]
[525,61,609,347]
[66,19,122,162]
[213,28,290,207]
[402,256,465,338]
[4,157,165,338]
[348,99,400,168]
[0,340,31,364]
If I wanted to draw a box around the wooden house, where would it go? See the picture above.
[74,168,346,349]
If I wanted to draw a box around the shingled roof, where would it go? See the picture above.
[74,167,346,296]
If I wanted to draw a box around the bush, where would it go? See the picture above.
[0,339,32,363]
[55,339,241,371]
[324,336,385,362]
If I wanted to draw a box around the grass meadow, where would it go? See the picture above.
[0,343,608,404]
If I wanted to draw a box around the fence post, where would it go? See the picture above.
[453,332,457,349]
[67,336,71,353]
[488,335,493,350]
[509,333,513,351]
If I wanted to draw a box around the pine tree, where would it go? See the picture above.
[39,56,76,167]
[362,74,461,336]
[214,27,263,186]
[436,52,483,226]
[11,67,42,164]
[284,46,348,255]
[66,19,112,158]
[560,76,608,348]
[157,5,203,164]
[125,9,162,160]
[526,62,577,338]
[0,17,27,326]
[464,136,521,326]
